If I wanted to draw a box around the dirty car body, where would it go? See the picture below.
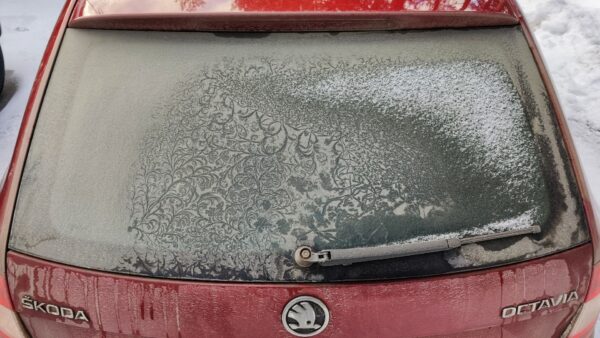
[1,0,600,337]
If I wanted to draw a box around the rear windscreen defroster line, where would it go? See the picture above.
[9,27,589,282]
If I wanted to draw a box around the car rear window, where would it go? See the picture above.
[8,27,589,282]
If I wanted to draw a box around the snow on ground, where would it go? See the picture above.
[0,0,64,177]
[0,0,599,331]
[519,0,600,201]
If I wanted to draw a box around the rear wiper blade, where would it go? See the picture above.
[293,224,541,267]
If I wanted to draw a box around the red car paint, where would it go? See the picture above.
[6,246,592,338]
[68,0,519,31]
[0,0,74,312]
[74,0,515,14]
[0,0,599,337]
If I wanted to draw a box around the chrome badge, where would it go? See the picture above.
[501,290,579,318]
[21,295,89,322]
[282,296,330,337]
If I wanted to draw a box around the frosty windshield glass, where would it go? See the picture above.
[9,27,588,282]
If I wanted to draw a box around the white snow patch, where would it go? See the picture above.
[306,60,539,191]
[396,209,535,245]
[519,0,600,198]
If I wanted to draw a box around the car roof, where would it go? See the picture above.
[70,0,520,31]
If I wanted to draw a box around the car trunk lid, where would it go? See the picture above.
[6,245,591,337]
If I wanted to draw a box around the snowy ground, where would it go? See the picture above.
[0,0,599,333]
[0,0,64,177]
[520,0,600,203]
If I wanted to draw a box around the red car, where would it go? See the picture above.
[1,0,599,337]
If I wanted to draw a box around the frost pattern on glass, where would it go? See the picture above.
[118,58,547,280]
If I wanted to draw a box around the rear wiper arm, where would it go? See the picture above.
[293,225,541,267]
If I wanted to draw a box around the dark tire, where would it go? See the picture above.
[0,44,4,95]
